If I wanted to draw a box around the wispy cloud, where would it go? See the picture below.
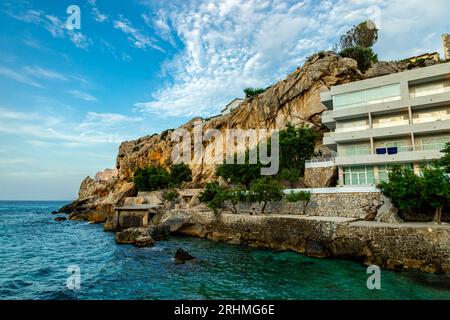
[67,89,98,102]
[113,16,164,52]
[136,0,450,117]
[3,4,92,50]
[23,66,67,81]
[0,108,141,146]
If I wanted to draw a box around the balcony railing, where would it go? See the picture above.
[305,156,335,164]
[372,119,410,129]
[335,125,370,133]
[413,114,450,124]
[410,86,450,98]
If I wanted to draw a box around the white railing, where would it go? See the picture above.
[413,114,450,124]
[372,119,409,129]
[305,156,335,164]
[410,86,450,98]
[335,125,370,133]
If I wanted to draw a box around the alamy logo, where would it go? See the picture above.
[366,265,381,290]
[66,265,81,290]
[170,121,279,175]
[66,5,81,30]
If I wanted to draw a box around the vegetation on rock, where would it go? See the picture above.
[161,188,179,203]
[133,166,171,191]
[134,163,192,191]
[244,87,266,98]
[170,163,192,186]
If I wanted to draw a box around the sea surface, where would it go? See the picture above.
[0,201,449,300]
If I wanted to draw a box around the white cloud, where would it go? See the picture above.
[23,66,67,81]
[67,89,98,102]
[3,5,92,50]
[0,108,140,146]
[0,65,43,88]
[80,112,143,129]
[92,7,108,23]
[136,0,449,117]
[113,16,164,52]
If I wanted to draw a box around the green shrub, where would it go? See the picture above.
[339,46,378,72]
[244,87,266,98]
[170,163,192,186]
[277,168,300,188]
[286,190,311,214]
[161,188,179,203]
[437,142,450,173]
[278,123,318,176]
[378,165,450,224]
[248,177,284,214]
[286,190,310,203]
[133,166,171,191]
[198,182,224,203]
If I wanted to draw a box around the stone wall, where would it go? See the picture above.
[229,192,381,219]
[174,212,450,273]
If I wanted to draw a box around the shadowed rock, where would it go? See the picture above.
[175,249,196,264]
[54,217,67,221]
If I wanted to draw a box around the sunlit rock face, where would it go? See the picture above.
[74,52,430,210]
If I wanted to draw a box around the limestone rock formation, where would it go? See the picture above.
[375,196,404,223]
[64,52,438,221]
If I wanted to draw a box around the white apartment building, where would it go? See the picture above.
[315,62,450,186]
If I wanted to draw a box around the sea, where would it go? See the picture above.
[0,201,449,300]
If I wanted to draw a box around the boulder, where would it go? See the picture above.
[174,249,196,264]
[304,166,337,188]
[134,236,155,247]
[115,227,148,244]
[148,224,171,240]
[375,197,404,223]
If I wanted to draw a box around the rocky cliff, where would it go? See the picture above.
[62,52,439,220]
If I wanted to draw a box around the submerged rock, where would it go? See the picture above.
[175,249,196,264]
[54,217,67,221]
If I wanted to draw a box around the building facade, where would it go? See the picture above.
[318,62,450,186]
[221,98,244,115]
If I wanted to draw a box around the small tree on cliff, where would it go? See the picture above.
[278,123,318,176]
[337,20,379,72]
[216,149,262,189]
[338,20,379,49]
[170,163,192,186]
[133,166,171,191]
[248,177,284,214]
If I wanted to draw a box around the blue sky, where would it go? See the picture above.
[0,0,449,200]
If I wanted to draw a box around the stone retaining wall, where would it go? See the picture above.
[230,192,381,219]
[174,212,450,273]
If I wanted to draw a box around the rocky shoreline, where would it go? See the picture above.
[56,190,450,274]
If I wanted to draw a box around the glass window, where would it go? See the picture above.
[334,84,401,109]
[343,166,375,185]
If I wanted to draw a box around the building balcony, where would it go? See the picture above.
[335,149,443,166]
[323,119,450,145]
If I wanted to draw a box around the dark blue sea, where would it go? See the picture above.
[0,201,449,300]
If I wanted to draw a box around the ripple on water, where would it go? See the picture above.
[0,201,449,300]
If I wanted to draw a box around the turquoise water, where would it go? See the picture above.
[0,201,449,300]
